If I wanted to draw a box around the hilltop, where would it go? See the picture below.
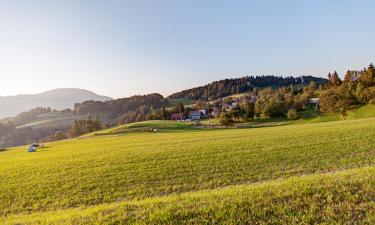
[0,88,112,118]
[168,75,327,101]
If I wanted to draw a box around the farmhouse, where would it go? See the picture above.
[171,113,185,121]
[188,111,201,120]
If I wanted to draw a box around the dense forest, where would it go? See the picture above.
[74,93,167,123]
[168,75,327,101]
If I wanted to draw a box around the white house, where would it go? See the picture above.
[188,111,201,120]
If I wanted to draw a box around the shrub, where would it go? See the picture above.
[219,112,234,126]
[287,109,298,120]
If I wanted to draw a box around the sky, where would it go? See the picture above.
[0,0,374,98]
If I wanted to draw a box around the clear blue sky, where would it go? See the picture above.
[0,0,374,98]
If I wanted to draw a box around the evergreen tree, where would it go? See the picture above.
[175,103,185,114]
[307,81,318,92]
[254,100,263,118]
[161,107,167,119]
[330,71,342,87]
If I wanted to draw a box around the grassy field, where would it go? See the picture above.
[200,104,375,128]
[16,110,118,129]
[1,117,375,223]
[296,104,375,124]
[6,166,375,224]
[16,112,85,129]
[88,120,196,136]
[167,98,194,107]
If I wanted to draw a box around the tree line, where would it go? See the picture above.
[319,64,375,116]
[74,93,167,124]
[168,75,326,101]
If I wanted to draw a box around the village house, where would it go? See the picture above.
[230,102,238,109]
[211,107,220,118]
[249,95,257,103]
[171,113,185,121]
[188,111,201,120]
[199,109,207,117]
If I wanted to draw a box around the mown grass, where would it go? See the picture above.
[4,166,375,224]
[295,104,375,124]
[347,104,375,119]
[89,120,196,136]
[200,104,375,128]
[17,116,82,129]
[167,98,194,107]
[1,117,375,223]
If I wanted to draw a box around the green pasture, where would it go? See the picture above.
[1,117,375,223]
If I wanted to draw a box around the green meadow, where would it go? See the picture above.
[1,116,375,223]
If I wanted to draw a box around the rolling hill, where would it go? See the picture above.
[0,88,112,118]
[1,117,375,224]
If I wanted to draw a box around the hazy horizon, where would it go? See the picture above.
[0,74,320,99]
[1,0,374,98]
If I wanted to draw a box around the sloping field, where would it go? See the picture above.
[17,112,85,129]
[1,118,375,223]
[297,104,375,124]
[89,120,196,136]
[5,166,375,224]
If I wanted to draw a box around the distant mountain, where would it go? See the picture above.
[168,75,327,101]
[0,88,112,118]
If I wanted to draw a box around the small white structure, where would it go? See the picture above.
[309,98,320,104]
[199,109,207,115]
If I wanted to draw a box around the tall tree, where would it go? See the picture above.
[330,71,342,87]
[175,103,185,114]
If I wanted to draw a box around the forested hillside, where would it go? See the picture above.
[168,75,327,101]
[0,94,167,148]
[74,93,168,124]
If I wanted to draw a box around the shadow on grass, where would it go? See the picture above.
[99,127,199,136]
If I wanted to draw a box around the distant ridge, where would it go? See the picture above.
[168,75,327,101]
[0,88,112,118]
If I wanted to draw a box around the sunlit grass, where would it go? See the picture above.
[4,166,375,224]
[1,117,375,223]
